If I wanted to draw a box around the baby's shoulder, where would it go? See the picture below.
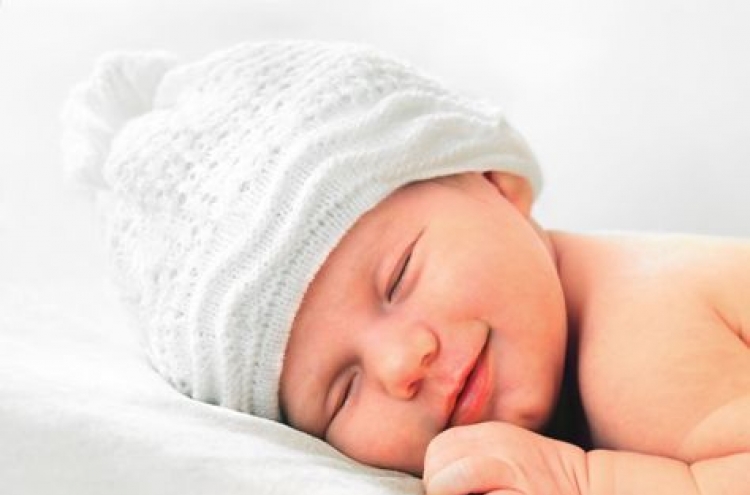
[557,232,750,332]
[583,233,750,341]
[555,232,750,456]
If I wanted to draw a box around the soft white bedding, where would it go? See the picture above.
[0,281,420,494]
[3,1,750,493]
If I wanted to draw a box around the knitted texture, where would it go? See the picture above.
[60,40,542,421]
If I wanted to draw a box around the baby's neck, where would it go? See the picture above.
[543,335,592,448]
[541,230,607,446]
[546,230,606,341]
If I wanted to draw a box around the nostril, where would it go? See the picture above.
[421,347,437,367]
[406,379,422,399]
[421,354,431,367]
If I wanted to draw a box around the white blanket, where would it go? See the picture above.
[0,281,421,494]
[4,1,749,493]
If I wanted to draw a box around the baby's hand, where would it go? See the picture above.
[423,422,588,495]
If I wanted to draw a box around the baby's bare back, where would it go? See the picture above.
[551,231,750,463]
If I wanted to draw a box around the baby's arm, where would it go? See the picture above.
[424,422,750,495]
[587,396,750,494]
[587,447,750,495]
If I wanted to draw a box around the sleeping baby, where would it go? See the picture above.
[61,40,750,494]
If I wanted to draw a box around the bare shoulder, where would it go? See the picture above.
[550,231,750,461]
[552,232,750,344]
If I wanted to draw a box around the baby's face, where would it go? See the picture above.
[279,172,567,475]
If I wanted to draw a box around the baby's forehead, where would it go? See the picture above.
[372,174,472,212]
[302,183,426,286]
[346,179,430,235]
[322,177,456,259]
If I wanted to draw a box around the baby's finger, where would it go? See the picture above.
[424,425,485,481]
[424,455,516,495]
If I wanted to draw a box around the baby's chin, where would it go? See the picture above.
[487,393,559,433]
[515,404,556,430]
[344,395,558,475]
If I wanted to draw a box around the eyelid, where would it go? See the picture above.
[327,369,357,436]
[387,251,411,301]
[338,372,356,411]
[386,230,424,302]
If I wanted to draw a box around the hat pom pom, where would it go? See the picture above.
[60,51,177,190]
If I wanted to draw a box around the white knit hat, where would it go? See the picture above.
[60,40,542,421]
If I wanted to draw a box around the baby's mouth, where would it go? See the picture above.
[446,332,492,428]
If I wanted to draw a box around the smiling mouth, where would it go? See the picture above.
[447,332,492,428]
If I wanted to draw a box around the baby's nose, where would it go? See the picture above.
[373,321,438,400]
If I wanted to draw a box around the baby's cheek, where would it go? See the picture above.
[331,418,431,475]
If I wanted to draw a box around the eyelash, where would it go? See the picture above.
[387,251,412,302]
[335,372,356,417]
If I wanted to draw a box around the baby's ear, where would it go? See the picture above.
[482,171,534,217]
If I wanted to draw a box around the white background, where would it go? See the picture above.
[1,0,749,286]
